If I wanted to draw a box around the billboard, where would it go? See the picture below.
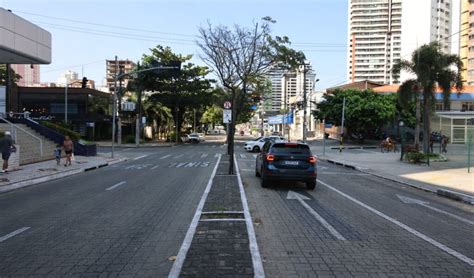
[267,113,293,125]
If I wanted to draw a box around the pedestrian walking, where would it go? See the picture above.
[63,135,74,167]
[0,131,16,173]
[54,144,61,166]
[441,136,448,153]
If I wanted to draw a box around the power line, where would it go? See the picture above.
[42,60,104,73]
[13,9,197,38]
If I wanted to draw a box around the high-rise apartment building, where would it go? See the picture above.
[459,0,474,85]
[10,64,40,86]
[106,59,135,94]
[57,70,79,86]
[348,0,453,85]
[264,67,287,113]
[281,69,315,111]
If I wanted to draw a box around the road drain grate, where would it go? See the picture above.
[200,211,245,220]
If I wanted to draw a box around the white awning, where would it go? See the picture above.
[435,112,474,119]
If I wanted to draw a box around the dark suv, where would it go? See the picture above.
[255,141,317,189]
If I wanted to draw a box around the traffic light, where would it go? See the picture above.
[81,77,88,88]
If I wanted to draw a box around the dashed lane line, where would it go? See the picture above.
[174,154,184,159]
[0,227,30,243]
[106,181,127,191]
[151,165,160,170]
[160,154,171,160]
[318,179,474,267]
[133,155,148,160]
[200,153,208,158]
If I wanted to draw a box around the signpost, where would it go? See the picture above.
[223,109,232,123]
[223,101,231,109]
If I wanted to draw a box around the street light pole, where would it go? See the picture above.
[302,64,307,142]
[65,83,68,123]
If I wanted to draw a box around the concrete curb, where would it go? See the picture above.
[323,158,474,205]
[96,143,174,148]
[0,158,127,194]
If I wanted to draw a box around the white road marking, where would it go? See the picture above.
[321,172,370,176]
[133,155,148,160]
[184,162,198,168]
[174,154,184,159]
[106,181,126,191]
[239,153,246,159]
[168,154,221,278]
[240,169,253,171]
[214,153,220,158]
[0,227,30,242]
[200,153,208,158]
[253,154,257,158]
[318,179,474,266]
[287,191,346,241]
[397,195,474,226]
[175,162,187,168]
[160,154,171,160]
[234,156,265,277]
[199,219,245,222]
[151,165,160,170]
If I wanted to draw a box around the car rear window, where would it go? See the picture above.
[271,143,310,154]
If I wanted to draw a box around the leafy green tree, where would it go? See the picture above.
[315,89,397,139]
[392,42,463,153]
[129,45,214,142]
[201,105,223,129]
[0,64,21,86]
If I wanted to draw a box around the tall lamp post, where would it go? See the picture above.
[111,63,180,158]
[400,120,405,161]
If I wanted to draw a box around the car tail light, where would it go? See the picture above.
[308,156,317,164]
[266,154,274,161]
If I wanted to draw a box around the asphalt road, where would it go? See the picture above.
[1,141,473,277]
[235,143,474,277]
[0,143,225,277]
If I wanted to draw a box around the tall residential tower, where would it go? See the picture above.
[348,0,453,85]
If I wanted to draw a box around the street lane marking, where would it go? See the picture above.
[318,179,474,266]
[235,155,265,277]
[253,154,257,158]
[200,153,208,158]
[199,219,245,222]
[287,191,346,241]
[0,227,30,242]
[321,172,370,176]
[160,155,171,160]
[151,165,160,170]
[240,169,253,171]
[239,153,246,158]
[174,154,184,159]
[214,153,220,158]
[106,181,126,191]
[169,154,221,278]
[397,195,474,226]
[134,155,148,160]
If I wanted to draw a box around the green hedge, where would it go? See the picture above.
[41,121,81,140]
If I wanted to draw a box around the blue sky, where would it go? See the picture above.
[2,0,348,90]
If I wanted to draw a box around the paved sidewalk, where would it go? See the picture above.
[0,154,126,194]
[309,139,474,204]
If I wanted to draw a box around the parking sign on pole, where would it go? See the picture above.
[223,109,232,123]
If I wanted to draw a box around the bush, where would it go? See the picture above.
[405,152,424,163]
[41,121,81,140]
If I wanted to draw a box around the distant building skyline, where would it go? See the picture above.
[11,64,40,87]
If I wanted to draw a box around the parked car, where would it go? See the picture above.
[187,133,201,143]
[197,133,205,141]
[255,141,317,189]
[244,136,287,152]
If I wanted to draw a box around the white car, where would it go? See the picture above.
[244,136,287,152]
[187,133,201,143]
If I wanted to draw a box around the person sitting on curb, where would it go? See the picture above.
[0,131,16,173]
[63,136,74,167]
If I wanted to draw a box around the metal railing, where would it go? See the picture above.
[0,115,43,156]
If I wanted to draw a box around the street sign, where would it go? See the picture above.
[142,116,146,124]
[223,109,232,123]
[223,101,231,109]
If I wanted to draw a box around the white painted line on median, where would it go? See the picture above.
[0,227,30,242]
[106,181,127,191]
[199,218,246,222]
[168,154,221,278]
[318,179,474,267]
[235,155,265,278]
[160,154,171,160]
[134,155,148,160]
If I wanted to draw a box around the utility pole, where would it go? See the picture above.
[111,55,118,158]
[302,63,308,142]
[340,96,346,152]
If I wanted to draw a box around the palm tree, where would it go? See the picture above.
[143,98,172,140]
[392,42,463,154]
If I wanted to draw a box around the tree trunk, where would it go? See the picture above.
[414,93,421,147]
[422,93,431,154]
[228,90,237,175]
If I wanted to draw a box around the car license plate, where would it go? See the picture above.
[284,161,299,165]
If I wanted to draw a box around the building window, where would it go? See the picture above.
[461,102,474,111]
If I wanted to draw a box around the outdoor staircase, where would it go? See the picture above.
[0,123,57,165]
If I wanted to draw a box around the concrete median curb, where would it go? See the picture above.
[0,158,127,194]
[323,158,474,205]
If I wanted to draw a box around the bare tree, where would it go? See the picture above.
[197,17,304,174]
